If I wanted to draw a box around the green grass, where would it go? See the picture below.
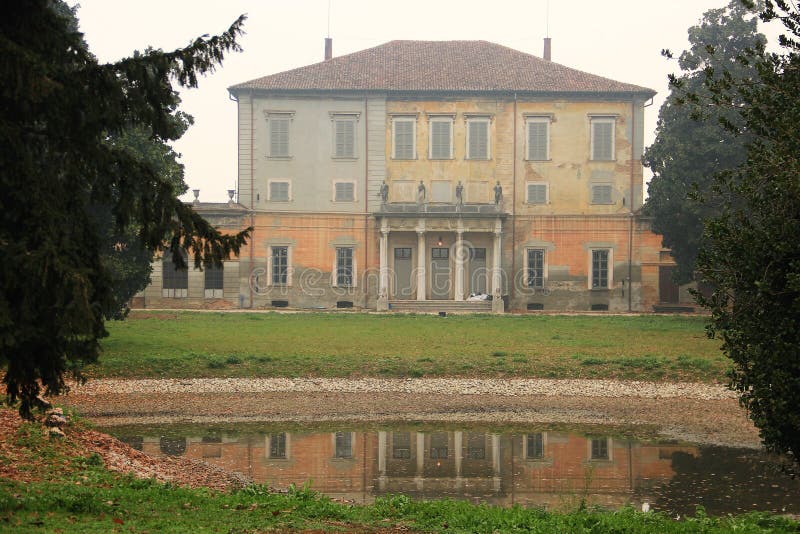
[95,311,728,382]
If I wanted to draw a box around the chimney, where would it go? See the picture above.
[543,37,552,61]
[324,37,332,61]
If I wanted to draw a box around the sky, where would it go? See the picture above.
[71,0,780,202]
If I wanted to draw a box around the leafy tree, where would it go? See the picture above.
[643,0,766,283]
[0,1,250,416]
[696,0,800,468]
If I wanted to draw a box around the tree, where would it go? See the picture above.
[696,0,800,468]
[643,0,766,283]
[0,1,251,416]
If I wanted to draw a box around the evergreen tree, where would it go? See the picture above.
[643,0,766,283]
[0,1,250,416]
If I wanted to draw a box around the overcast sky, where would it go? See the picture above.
[71,0,777,202]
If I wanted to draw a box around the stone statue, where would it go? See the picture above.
[455,180,464,206]
[417,180,426,203]
[379,181,389,203]
[494,181,503,205]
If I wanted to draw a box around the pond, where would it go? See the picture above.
[103,422,800,517]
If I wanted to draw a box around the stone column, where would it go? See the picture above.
[491,218,504,313]
[454,431,463,489]
[377,221,389,311]
[416,223,426,301]
[415,431,425,490]
[454,228,465,301]
[491,433,501,492]
[378,431,387,491]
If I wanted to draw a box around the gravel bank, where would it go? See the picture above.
[70,377,737,400]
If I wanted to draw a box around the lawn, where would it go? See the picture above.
[96,311,728,382]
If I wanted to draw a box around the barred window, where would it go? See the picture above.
[335,431,352,458]
[592,250,609,289]
[270,433,287,459]
[271,246,288,285]
[336,247,353,286]
[527,249,544,288]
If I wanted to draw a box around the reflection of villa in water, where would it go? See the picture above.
[126,430,696,509]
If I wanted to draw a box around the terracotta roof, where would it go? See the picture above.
[230,40,655,96]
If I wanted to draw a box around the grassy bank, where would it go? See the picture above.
[1,416,795,533]
[97,311,727,382]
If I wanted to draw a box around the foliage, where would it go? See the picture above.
[95,312,726,382]
[0,1,251,417]
[695,0,800,467]
[643,0,766,283]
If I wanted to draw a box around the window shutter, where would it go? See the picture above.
[270,118,289,157]
[468,121,488,159]
[335,182,354,202]
[528,121,548,160]
[394,120,414,159]
[592,121,613,160]
[270,182,289,201]
[527,184,547,204]
[430,121,451,159]
[591,185,612,204]
[334,119,355,158]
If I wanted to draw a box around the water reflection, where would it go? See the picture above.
[113,426,799,516]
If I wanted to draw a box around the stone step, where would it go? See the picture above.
[388,300,492,313]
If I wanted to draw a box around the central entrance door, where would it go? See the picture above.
[430,248,450,300]
[393,247,413,299]
[468,247,487,295]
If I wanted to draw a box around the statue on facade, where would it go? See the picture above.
[455,180,464,207]
[494,181,503,205]
[417,180,426,204]
[379,181,389,204]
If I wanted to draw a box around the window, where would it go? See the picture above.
[269,433,287,459]
[201,436,222,458]
[429,118,453,159]
[204,263,223,298]
[335,247,354,287]
[431,181,451,203]
[431,248,449,260]
[392,117,416,159]
[271,246,289,285]
[591,184,613,204]
[591,437,610,460]
[332,115,357,158]
[162,249,188,298]
[467,433,485,460]
[591,249,610,289]
[430,433,448,459]
[466,118,490,160]
[266,112,293,157]
[526,182,548,204]
[334,181,355,202]
[591,117,615,161]
[394,247,412,260]
[526,117,550,160]
[526,433,544,459]
[392,432,411,459]
[335,431,352,458]
[268,180,290,202]
[527,249,545,288]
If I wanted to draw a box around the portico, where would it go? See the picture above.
[377,205,506,313]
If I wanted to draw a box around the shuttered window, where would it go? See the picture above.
[333,117,356,158]
[526,183,548,204]
[269,116,290,157]
[392,118,415,159]
[269,181,290,202]
[592,250,610,289]
[467,119,490,159]
[591,184,613,204]
[334,182,355,202]
[527,119,549,160]
[591,118,615,160]
[429,119,452,159]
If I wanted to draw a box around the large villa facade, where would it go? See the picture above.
[135,40,684,313]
